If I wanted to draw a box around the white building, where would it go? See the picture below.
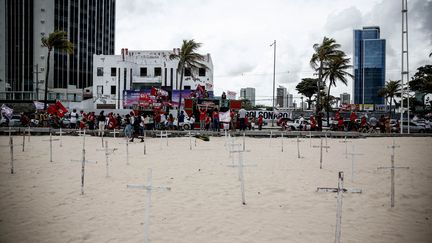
[240,87,255,106]
[92,49,213,109]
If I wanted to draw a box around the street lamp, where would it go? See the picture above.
[270,40,276,127]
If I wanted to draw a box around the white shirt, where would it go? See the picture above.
[70,112,78,123]
[239,108,247,118]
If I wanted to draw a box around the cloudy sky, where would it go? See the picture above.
[116,0,431,105]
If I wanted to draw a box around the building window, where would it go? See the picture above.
[97,85,103,95]
[111,67,116,76]
[97,67,104,76]
[111,85,116,95]
[184,85,191,90]
[184,68,191,76]
[199,68,206,76]
[140,67,147,77]
[154,67,162,77]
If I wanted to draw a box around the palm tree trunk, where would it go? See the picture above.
[177,67,184,121]
[43,49,52,110]
[317,61,323,130]
[327,85,331,125]
[389,96,393,118]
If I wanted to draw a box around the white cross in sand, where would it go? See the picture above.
[127,168,171,243]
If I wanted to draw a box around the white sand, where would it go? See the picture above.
[0,134,431,243]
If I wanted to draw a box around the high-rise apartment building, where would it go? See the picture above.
[276,86,287,108]
[353,26,385,105]
[240,87,255,106]
[340,92,351,105]
[0,0,115,101]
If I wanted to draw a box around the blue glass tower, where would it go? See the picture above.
[353,26,385,105]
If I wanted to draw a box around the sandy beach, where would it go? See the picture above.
[0,134,431,242]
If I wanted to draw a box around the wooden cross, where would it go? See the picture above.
[317,172,362,243]
[307,131,312,147]
[26,126,31,142]
[324,131,329,152]
[21,129,26,152]
[127,168,171,243]
[71,131,97,195]
[159,131,168,149]
[242,132,246,151]
[346,144,363,182]
[338,136,352,159]
[110,128,121,138]
[97,140,117,177]
[290,136,304,159]
[227,143,249,205]
[42,132,60,162]
[312,137,330,169]
[55,127,66,147]
[377,139,409,208]
[0,136,22,174]
[280,132,284,152]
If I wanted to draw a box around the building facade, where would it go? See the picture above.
[240,87,255,106]
[287,93,293,108]
[92,49,214,109]
[353,26,385,105]
[276,86,287,108]
[340,92,351,105]
[0,0,115,101]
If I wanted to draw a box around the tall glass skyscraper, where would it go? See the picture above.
[353,26,385,105]
[0,0,115,101]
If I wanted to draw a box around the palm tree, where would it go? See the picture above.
[378,80,401,117]
[322,53,353,124]
[41,31,73,110]
[169,40,207,119]
[310,37,344,129]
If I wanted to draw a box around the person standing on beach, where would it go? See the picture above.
[238,107,246,131]
[69,109,78,129]
[97,111,106,136]
[199,107,207,130]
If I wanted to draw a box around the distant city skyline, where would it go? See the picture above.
[116,0,431,106]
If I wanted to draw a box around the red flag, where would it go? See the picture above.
[47,104,57,115]
[55,101,68,118]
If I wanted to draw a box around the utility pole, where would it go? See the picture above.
[401,0,410,134]
[270,40,276,127]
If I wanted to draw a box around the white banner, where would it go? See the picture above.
[33,101,45,110]
[245,110,292,122]
[219,111,231,123]
[227,90,236,100]
[1,104,13,119]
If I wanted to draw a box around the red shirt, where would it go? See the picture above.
[258,116,263,125]
[200,110,206,121]
[230,111,234,119]
[338,118,344,127]
[212,111,218,119]
[350,112,357,122]
[310,117,317,128]
[361,117,367,127]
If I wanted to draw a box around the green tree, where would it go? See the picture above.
[310,37,344,129]
[322,53,353,124]
[296,78,319,110]
[378,80,401,117]
[410,65,432,94]
[41,31,73,110]
[170,40,207,119]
